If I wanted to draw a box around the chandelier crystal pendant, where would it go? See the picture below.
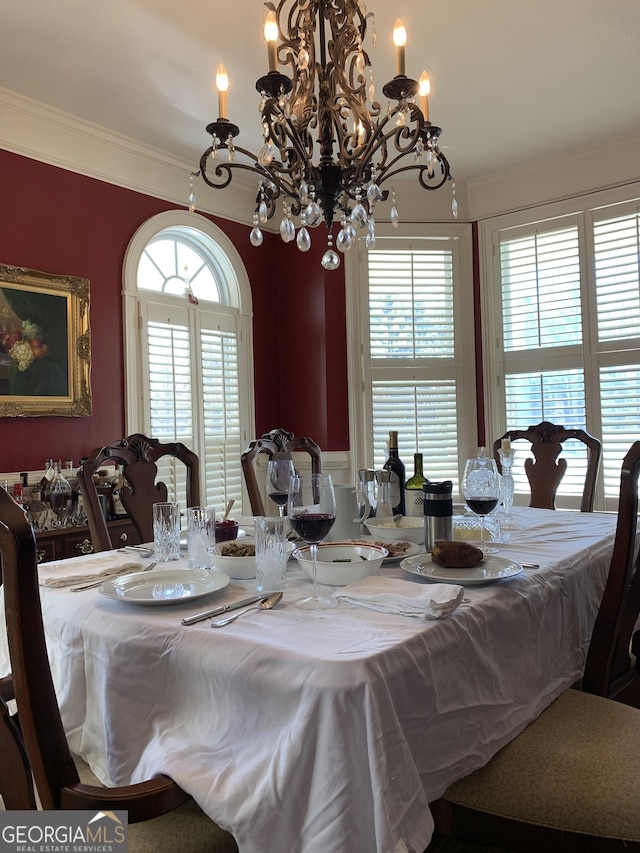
[190,0,454,270]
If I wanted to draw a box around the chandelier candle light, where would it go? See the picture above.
[190,0,455,270]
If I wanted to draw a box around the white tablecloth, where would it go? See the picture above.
[0,508,620,853]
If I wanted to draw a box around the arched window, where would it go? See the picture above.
[123,211,254,515]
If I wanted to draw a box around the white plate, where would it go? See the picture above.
[400,553,523,585]
[348,536,421,564]
[99,568,230,605]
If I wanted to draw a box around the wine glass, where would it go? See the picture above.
[287,473,337,611]
[266,457,296,517]
[462,456,500,549]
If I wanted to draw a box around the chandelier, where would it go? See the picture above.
[189,0,455,270]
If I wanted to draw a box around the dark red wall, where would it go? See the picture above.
[0,149,350,472]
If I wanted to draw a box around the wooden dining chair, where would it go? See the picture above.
[0,687,36,810]
[241,427,323,515]
[431,440,640,852]
[492,420,602,512]
[0,491,30,811]
[0,486,237,849]
[77,433,201,551]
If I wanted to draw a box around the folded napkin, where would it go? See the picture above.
[38,559,143,588]
[333,575,464,619]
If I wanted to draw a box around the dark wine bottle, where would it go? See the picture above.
[383,430,406,515]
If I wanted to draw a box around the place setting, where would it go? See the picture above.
[97,501,233,606]
[395,451,526,586]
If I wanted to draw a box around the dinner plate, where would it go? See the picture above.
[348,536,421,564]
[99,568,230,605]
[400,553,523,585]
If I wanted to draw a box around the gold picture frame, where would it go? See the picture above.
[0,264,91,417]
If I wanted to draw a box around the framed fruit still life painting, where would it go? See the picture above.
[0,264,91,417]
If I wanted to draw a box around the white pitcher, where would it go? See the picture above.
[326,484,370,542]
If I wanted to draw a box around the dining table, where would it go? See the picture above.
[0,506,625,853]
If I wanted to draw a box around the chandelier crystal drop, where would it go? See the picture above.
[190,0,453,269]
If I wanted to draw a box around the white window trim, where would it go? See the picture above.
[480,181,640,512]
[345,221,476,487]
[122,210,255,449]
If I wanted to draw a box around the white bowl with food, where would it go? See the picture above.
[208,540,294,580]
[364,516,425,545]
[292,542,388,586]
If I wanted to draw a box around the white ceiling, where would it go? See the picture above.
[2,0,640,184]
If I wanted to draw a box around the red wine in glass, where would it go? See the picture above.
[267,491,289,508]
[465,497,498,516]
[462,454,500,548]
[288,473,337,611]
[289,512,335,543]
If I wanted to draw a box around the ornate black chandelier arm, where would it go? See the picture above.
[198,144,301,216]
[375,155,452,193]
[372,130,449,188]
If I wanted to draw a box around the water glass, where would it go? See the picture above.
[153,501,180,562]
[255,516,288,593]
[187,505,216,569]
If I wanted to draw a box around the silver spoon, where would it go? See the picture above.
[211,591,283,627]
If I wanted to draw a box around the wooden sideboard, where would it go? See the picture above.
[34,518,143,563]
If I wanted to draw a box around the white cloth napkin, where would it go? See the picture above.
[333,575,464,619]
[38,557,144,588]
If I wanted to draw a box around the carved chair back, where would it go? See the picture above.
[77,434,201,552]
[241,428,322,516]
[492,420,601,512]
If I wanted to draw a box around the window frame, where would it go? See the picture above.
[345,222,476,494]
[480,183,640,512]
[122,210,255,512]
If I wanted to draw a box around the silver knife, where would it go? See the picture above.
[181,594,266,625]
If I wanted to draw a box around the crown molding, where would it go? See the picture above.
[0,86,259,227]
[0,86,466,229]
[4,86,639,229]
[466,131,640,221]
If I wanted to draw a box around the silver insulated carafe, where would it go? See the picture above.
[423,481,453,551]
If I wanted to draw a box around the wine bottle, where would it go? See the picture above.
[405,452,427,517]
[383,430,406,516]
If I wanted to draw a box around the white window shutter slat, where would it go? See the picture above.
[367,245,461,489]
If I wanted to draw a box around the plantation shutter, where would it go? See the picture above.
[367,245,460,490]
[593,207,640,497]
[200,312,243,514]
[500,227,582,352]
[145,307,193,509]
[141,302,243,517]
[497,222,591,501]
[494,203,640,507]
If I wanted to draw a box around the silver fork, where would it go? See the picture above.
[70,561,157,592]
